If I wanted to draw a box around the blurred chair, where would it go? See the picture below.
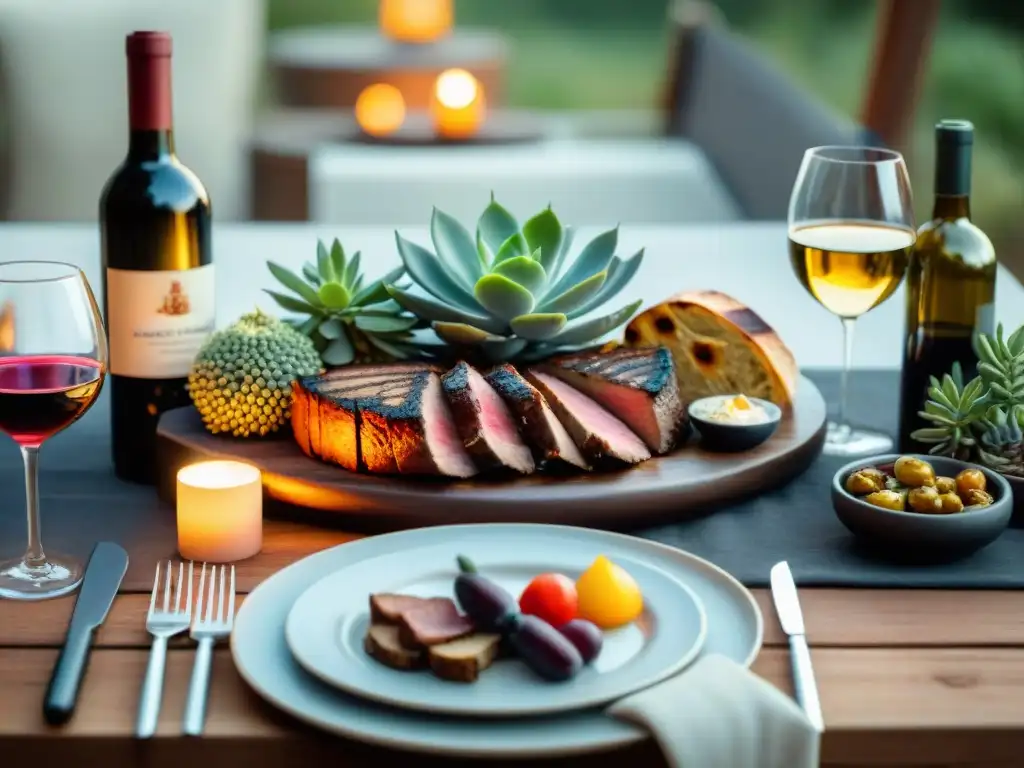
[663,0,871,219]
[0,0,265,222]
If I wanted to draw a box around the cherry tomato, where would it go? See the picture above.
[518,573,578,627]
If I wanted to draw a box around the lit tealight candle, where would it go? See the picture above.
[379,0,453,44]
[177,460,262,563]
[432,68,485,140]
[355,82,406,138]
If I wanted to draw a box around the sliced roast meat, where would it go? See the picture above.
[292,363,475,477]
[374,370,478,477]
[369,593,453,624]
[526,370,651,466]
[484,364,588,470]
[441,362,535,474]
[538,346,686,454]
[397,598,476,649]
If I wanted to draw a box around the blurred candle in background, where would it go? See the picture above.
[432,69,485,140]
[177,460,262,563]
[355,83,407,138]
[379,0,453,44]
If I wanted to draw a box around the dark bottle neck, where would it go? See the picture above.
[933,194,970,221]
[933,126,972,221]
[128,129,174,161]
[126,34,174,162]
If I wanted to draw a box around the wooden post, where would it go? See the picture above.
[860,0,941,150]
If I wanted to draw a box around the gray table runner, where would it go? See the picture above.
[1,370,1021,588]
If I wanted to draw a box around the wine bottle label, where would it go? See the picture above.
[106,265,215,378]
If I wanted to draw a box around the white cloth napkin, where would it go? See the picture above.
[607,654,821,768]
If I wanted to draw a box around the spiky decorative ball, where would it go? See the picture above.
[188,308,323,438]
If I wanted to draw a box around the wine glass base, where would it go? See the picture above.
[821,422,893,457]
[0,553,83,601]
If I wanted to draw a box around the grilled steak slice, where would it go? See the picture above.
[369,593,453,624]
[441,362,535,474]
[292,363,475,476]
[397,598,476,649]
[539,347,685,454]
[526,370,651,465]
[484,364,588,470]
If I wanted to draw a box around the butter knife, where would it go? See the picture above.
[43,542,129,725]
[769,560,824,732]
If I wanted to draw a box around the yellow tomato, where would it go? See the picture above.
[575,555,643,629]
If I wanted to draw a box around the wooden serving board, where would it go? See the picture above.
[155,375,827,530]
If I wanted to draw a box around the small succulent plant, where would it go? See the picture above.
[264,238,422,366]
[912,324,1024,477]
[385,196,645,362]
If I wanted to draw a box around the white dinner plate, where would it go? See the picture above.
[284,536,707,717]
[231,524,763,759]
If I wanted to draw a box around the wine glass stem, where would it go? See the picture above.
[21,445,45,568]
[837,317,856,429]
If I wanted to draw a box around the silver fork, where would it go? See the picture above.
[183,563,236,736]
[137,560,193,738]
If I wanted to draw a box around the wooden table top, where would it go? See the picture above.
[3,519,1024,768]
[1,221,1023,766]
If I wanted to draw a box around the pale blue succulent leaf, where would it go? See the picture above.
[546,299,642,346]
[263,289,321,316]
[477,236,493,270]
[491,255,547,295]
[267,262,323,307]
[302,261,321,286]
[329,239,346,281]
[322,333,355,366]
[476,196,521,255]
[318,317,343,339]
[394,232,482,312]
[523,207,563,273]
[547,225,576,282]
[431,207,484,288]
[342,250,361,290]
[480,338,530,362]
[317,241,336,283]
[353,314,419,333]
[492,232,529,265]
[539,270,606,314]
[566,248,645,319]
[474,274,536,320]
[386,284,507,334]
[544,226,619,300]
[433,321,509,345]
[509,312,567,341]
[350,266,406,307]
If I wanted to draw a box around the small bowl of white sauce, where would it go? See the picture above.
[687,394,782,452]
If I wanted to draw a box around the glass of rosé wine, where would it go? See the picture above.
[0,262,107,600]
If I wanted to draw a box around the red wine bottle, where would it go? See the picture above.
[100,31,214,484]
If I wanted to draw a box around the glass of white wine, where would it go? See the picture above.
[788,146,915,457]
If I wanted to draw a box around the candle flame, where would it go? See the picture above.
[178,460,261,490]
[435,69,479,110]
[355,83,406,138]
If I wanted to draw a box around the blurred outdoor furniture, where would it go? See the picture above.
[860,0,940,151]
[662,0,867,219]
[0,0,264,222]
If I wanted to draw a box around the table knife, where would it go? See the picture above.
[43,541,129,725]
[769,560,824,732]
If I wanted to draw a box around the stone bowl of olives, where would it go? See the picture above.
[831,453,1013,561]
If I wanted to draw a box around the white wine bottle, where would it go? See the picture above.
[100,32,214,484]
[898,119,996,451]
